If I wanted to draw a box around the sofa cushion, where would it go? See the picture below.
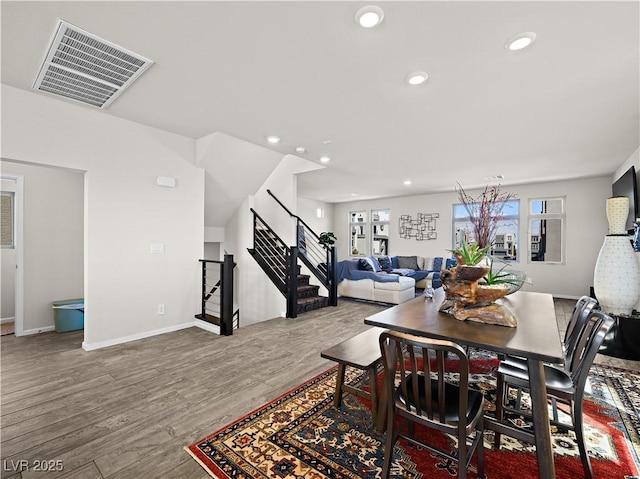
[397,255,419,270]
[377,256,393,273]
[374,275,415,291]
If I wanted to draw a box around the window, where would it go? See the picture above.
[452,199,520,261]
[371,209,390,255]
[1,191,15,248]
[349,211,367,256]
[529,197,564,263]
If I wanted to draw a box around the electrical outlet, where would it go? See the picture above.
[525,277,533,284]
[158,304,165,315]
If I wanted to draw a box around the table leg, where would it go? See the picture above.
[527,358,556,479]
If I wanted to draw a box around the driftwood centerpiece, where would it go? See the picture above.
[439,265,517,327]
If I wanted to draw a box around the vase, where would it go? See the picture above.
[593,197,640,316]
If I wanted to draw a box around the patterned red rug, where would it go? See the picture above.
[186,356,640,479]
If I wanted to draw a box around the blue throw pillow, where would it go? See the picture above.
[367,256,382,272]
[378,256,393,273]
[358,258,373,271]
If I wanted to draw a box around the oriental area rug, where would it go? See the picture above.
[186,354,640,479]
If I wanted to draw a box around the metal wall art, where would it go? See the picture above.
[399,213,439,240]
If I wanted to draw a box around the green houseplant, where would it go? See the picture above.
[481,257,526,293]
[318,231,337,248]
[448,238,490,266]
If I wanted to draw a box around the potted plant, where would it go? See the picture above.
[481,257,526,294]
[448,239,491,282]
[318,231,337,248]
[449,239,490,266]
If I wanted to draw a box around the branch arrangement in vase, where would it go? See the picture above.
[456,183,517,249]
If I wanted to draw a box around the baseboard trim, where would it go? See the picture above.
[82,321,194,351]
[194,319,220,335]
[1,317,15,324]
[20,325,55,336]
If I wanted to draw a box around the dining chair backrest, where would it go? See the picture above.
[563,296,598,372]
[568,310,615,394]
[379,331,470,431]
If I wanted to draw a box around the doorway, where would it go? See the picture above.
[0,172,24,336]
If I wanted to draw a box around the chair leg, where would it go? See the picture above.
[494,373,505,450]
[381,408,397,479]
[476,423,485,479]
[573,397,594,479]
[458,430,468,479]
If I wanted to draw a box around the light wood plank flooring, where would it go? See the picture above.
[1,299,387,479]
[2,298,638,479]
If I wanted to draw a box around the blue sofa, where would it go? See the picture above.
[389,256,455,289]
[339,255,455,290]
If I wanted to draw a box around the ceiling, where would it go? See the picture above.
[2,1,639,203]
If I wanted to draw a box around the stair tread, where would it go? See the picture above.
[296,296,328,304]
[297,284,319,290]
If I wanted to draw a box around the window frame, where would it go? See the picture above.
[1,191,15,249]
[349,211,368,256]
[452,199,520,262]
[528,197,565,264]
[371,209,390,256]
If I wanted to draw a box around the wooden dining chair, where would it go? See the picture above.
[379,331,485,479]
[493,309,615,479]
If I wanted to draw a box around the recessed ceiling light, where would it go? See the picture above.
[403,180,412,186]
[407,72,429,85]
[355,5,384,28]
[505,32,537,51]
[320,156,331,163]
[295,147,306,153]
[266,135,280,144]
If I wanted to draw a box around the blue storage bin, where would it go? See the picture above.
[52,299,84,332]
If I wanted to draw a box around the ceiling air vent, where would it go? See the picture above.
[33,20,153,108]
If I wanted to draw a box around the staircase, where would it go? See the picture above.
[248,194,337,318]
[295,265,329,314]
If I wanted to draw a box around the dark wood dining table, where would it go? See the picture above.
[364,288,564,479]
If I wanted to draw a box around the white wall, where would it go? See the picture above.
[614,147,640,182]
[333,176,611,298]
[297,197,335,241]
[0,162,84,332]
[204,242,220,261]
[1,178,17,321]
[1,85,204,348]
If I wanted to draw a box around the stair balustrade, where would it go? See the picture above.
[266,189,338,307]
[196,254,238,335]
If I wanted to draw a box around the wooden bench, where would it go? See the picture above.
[320,327,386,422]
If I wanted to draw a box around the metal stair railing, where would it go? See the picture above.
[248,208,299,317]
[267,189,337,306]
[197,254,237,335]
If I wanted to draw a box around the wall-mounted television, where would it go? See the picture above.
[612,165,639,234]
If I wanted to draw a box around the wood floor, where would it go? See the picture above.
[2,298,638,479]
[0,299,388,479]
